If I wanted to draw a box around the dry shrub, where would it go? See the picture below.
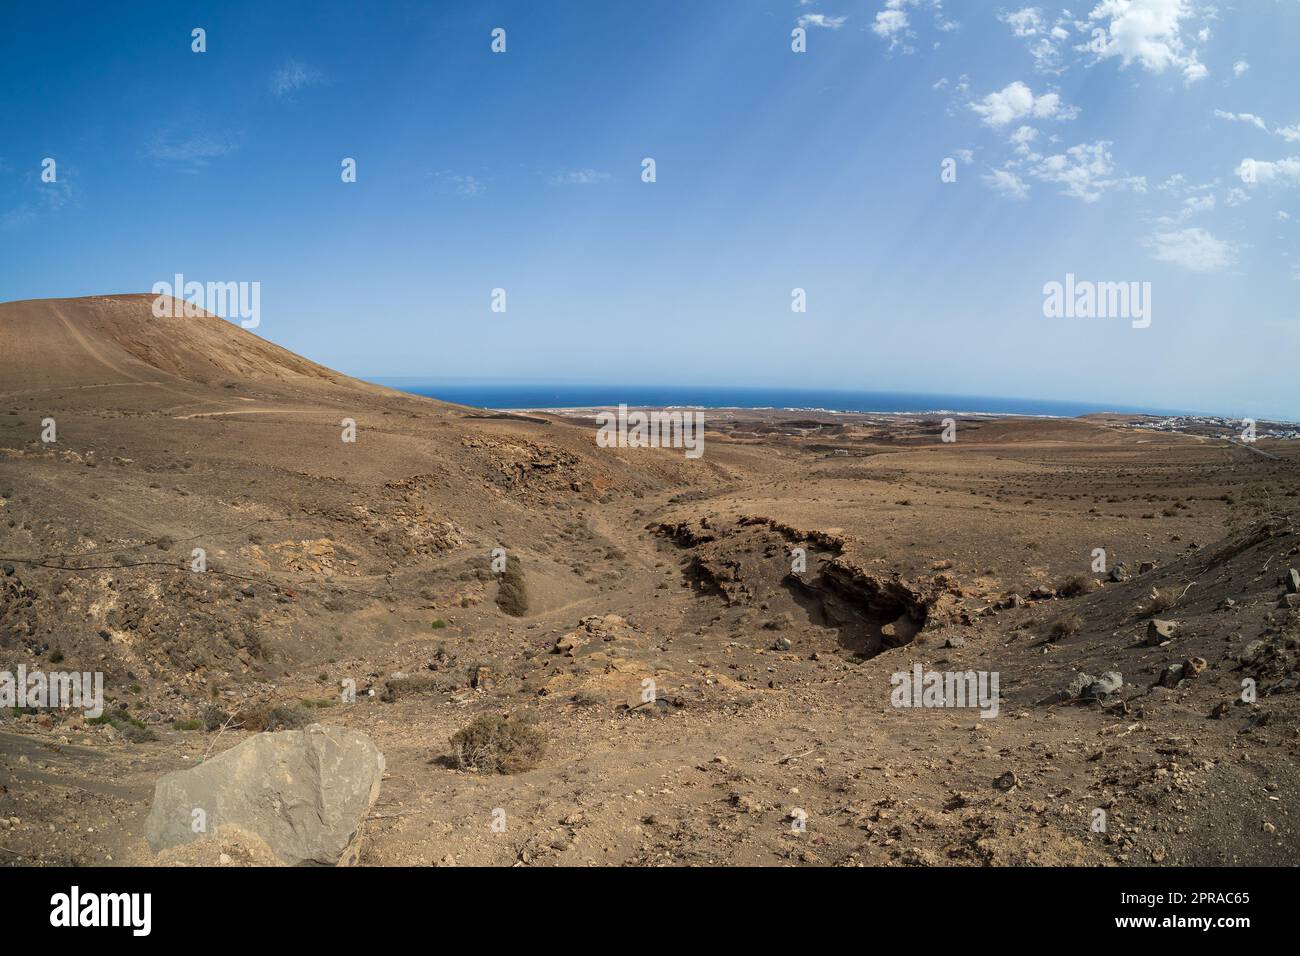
[1049,614,1083,641]
[1057,573,1100,598]
[200,704,231,731]
[495,555,530,617]
[449,711,546,774]
[234,704,313,732]
[381,674,440,703]
[1145,587,1180,616]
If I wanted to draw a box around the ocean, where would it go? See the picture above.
[371,382,1200,419]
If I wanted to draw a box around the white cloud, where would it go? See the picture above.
[797,13,846,29]
[1214,109,1267,131]
[1236,157,1300,187]
[433,171,484,197]
[1274,124,1300,143]
[1010,125,1039,155]
[971,81,1078,127]
[1085,0,1208,83]
[953,148,975,164]
[1001,7,1044,37]
[1143,226,1237,272]
[1233,60,1250,78]
[1,166,78,230]
[870,1,955,52]
[999,7,1074,72]
[144,132,239,168]
[872,7,911,44]
[270,60,324,100]
[1181,53,1207,85]
[548,168,612,186]
[983,168,1031,200]
[1023,141,1146,202]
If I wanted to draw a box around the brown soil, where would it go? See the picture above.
[2,295,1298,867]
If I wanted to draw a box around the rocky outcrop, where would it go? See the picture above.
[145,724,384,866]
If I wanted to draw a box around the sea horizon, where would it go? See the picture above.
[371,381,1236,421]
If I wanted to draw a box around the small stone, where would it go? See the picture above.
[1182,657,1207,679]
[1287,569,1300,594]
[1238,640,1267,663]
[219,853,232,865]
[1240,710,1271,734]
[1156,663,1184,689]
[1083,671,1123,699]
[1066,672,1096,699]
[1144,619,1176,646]
[993,771,1020,792]
[944,637,965,649]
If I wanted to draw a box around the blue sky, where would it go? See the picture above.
[2,1,1298,418]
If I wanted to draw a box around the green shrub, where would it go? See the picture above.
[89,707,158,742]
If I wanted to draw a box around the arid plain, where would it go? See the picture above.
[2,295,1298,867]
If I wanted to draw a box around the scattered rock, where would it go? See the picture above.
[1066,672,1096,699]
[993,771,1020,792]
[144,725,384,866]
[1083,671,1123,699]
[1240,711,1271,734]
[1156,663,1185,689]
[1144,619,1176,646]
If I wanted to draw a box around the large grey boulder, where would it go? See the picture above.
[145,724,384,866]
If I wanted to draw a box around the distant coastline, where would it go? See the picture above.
[372,381,1212,420]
